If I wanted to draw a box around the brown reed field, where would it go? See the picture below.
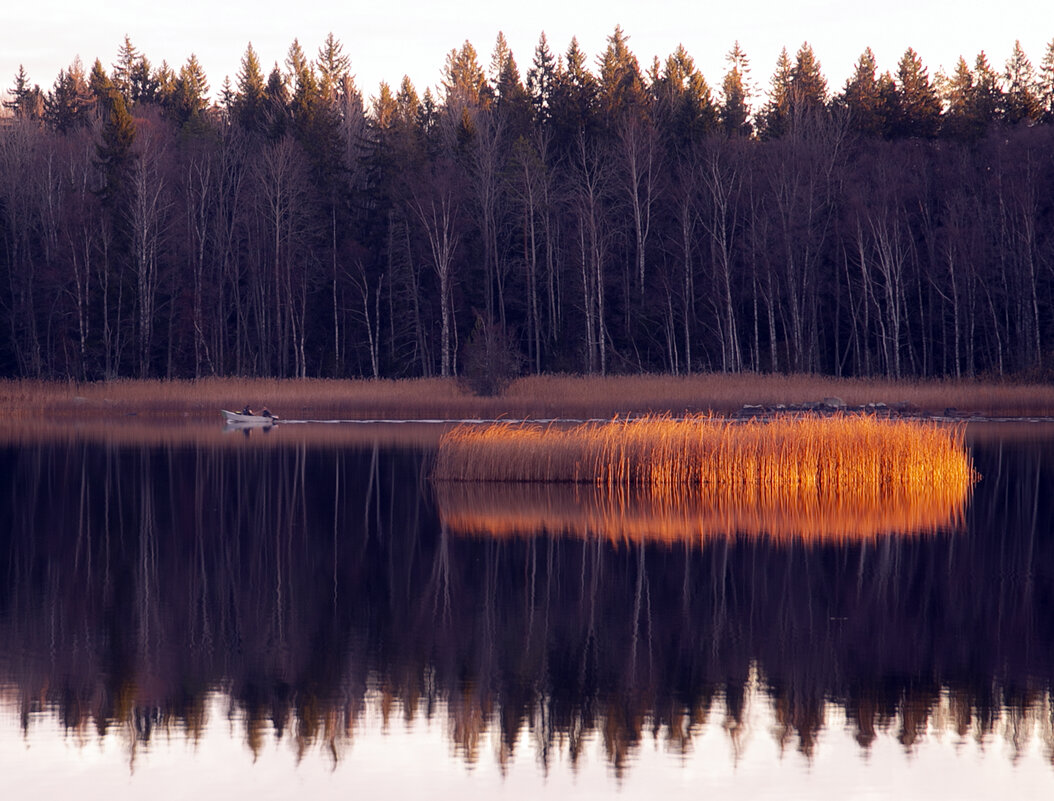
[2,373,1054,421]
[432,414,978,544]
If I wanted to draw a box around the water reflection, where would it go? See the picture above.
[434,479,970,543]
[0,428,1053,778]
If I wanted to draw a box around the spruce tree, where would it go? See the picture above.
[550,37,597,148]
[44,58,95,132]
[789,42,828,113]
[719,42,752,138]
[111,35,140,102]
[1036,38,1054,121]
[397,76,421,128]
[173,54,210,128]
[4,66,44,120]
[597,25,645,122]
[970,51,1002,127]
[841,48,886,138]
[490,33,531,135]
[317,33,351,103]
[154,61,177,110]
[264,64,291,139]
[373,82,398,129]
[94,75,136,230]
[527,32,557,125]
[128,55,159,105]
[443,41,490,109]
[941,56,976,140]
[654,44,716,147]
[286,39,320,134]
[758,47,792,139]
[891,48,940,138]
[234,43,267,135]
[1003,40,1040,124]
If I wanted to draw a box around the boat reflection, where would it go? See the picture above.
[0,432,1051,775]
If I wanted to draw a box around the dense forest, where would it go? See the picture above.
[2,31,1054,382]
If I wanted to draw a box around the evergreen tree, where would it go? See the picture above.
[597,25,646,122]
[941,56,977,140]
[491,33,528,105]
[108,35,158,105]
[219,76,235,119]
[758,47,792,138]
[490,31,531,133]
[373,82,398,129]
[719,42,752,138]
[397,76,422,128]
[44,58,95,133]
[418,87,439,143]
[94,76,137,219]
[317,32,351,102]
[550,37,598,146]
[943,52,1003,139]
[4,66,44,120]
[111,35,140,99]
[891,48,940,138]
[286,39,320,134]
[371,76,424,192]
[970,51,1002,127]
[527,32,557,125]
[128,54,159,105]
[653,44,716,147]
[1036,39,1054,121]
[234,43,267,135]
[264,64,291,139]
[443,41,490,109]
[172,54,210,127]
[154,61,177,109]
[840,48,887,138]
[789,42,828,113]
[1003,40,1040,124]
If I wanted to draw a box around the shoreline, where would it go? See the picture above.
[2,373,1054,421]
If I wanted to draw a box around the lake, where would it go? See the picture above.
[2,419,1053,799]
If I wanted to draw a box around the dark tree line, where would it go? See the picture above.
[3,31,1054,381]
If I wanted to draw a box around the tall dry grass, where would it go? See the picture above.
[433,414,977,543]
[2,373,1054,420]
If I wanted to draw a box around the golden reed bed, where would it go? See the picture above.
[432,414,978,543]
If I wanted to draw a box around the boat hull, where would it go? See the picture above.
[221,410,278,425]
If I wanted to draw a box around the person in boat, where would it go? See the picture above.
[240,404,254,415]
[261,407,273,418]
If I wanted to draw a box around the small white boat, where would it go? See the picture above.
[221,409,279,425]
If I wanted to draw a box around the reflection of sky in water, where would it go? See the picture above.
[4,690,1054,799]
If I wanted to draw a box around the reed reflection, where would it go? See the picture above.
[434,415,976,542]
[434,480,970,544]
[0,432,1051,774]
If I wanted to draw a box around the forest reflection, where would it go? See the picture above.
[0,432,1052,772]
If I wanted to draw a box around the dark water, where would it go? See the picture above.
[2,424,1054,798]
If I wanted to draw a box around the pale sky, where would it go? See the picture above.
[3,0,1052,106]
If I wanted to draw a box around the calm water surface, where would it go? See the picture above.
[2,420,1054,799]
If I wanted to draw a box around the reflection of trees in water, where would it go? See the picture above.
[0,437,1053,771]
